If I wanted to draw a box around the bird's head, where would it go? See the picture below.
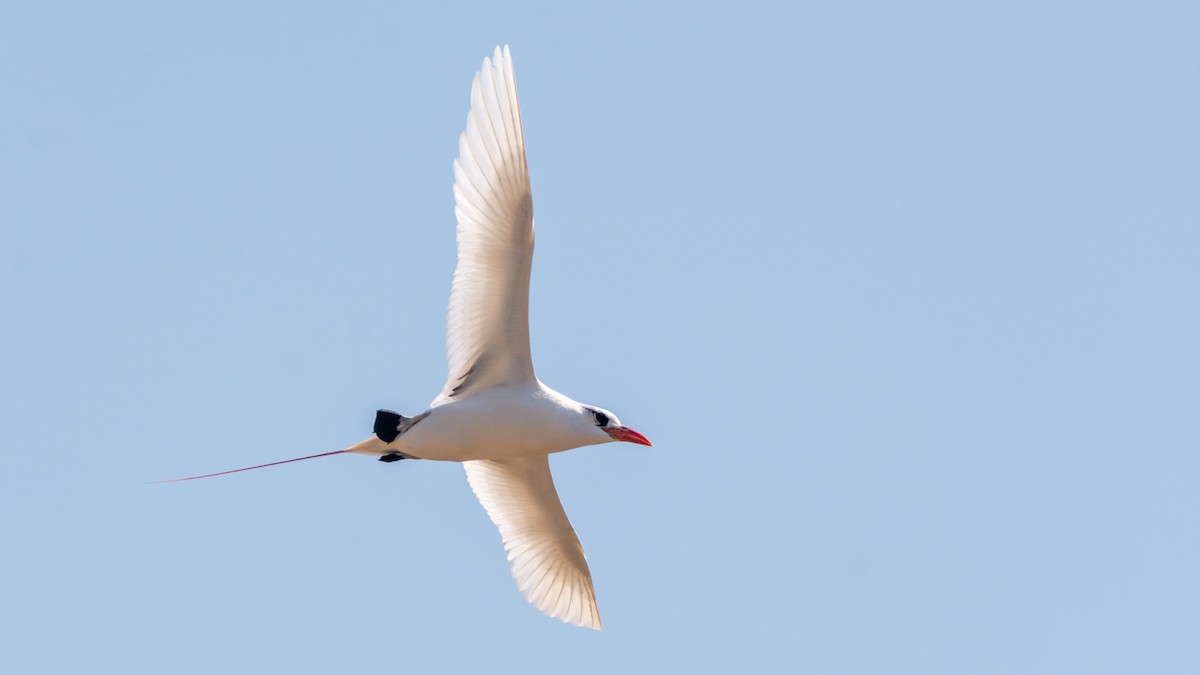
[582,406,652,447]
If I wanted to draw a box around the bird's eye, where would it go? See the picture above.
[593,411,609,427]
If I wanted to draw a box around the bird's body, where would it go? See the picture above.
[347,381,614,462]
[164,45,648,632]
[340,46,649,630]
[393,47,650,630]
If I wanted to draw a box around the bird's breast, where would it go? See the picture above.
[389,391,591,461]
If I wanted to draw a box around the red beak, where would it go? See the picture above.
[605,425,653,447]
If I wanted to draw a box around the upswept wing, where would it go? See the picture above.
[464,456,603,630]
[438,46,535,403]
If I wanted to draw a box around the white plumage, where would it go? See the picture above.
[162,46,650,631]
[465,455,603,629]
[375,46,650,630]
[439,46,535,403]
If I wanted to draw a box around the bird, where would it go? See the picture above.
[159,46,651,631]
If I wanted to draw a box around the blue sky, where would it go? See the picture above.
[2,1,1197,673]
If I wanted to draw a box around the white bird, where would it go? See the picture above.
[160,46,651,631]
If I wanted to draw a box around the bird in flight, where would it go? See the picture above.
[160,46,651,631]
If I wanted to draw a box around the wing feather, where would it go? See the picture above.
[438,46,534,403]
[464,456,603,630]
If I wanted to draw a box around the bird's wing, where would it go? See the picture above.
[464,456,602,630]
[437,45,535,404]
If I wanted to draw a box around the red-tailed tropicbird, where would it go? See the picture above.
[160,46,651,631]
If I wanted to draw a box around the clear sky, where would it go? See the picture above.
[2,1,1197,673]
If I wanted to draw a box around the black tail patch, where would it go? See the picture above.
[374,409,403,443]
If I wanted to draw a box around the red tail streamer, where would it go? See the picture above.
[151,450,349,483]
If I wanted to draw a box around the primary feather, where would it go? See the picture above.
[439,45,535,404]
[465,456,603,630]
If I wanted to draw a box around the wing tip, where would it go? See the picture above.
[482,44,513,74]
[571,604,604,631]
[576,610,604,632]
[485,44,509,68]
